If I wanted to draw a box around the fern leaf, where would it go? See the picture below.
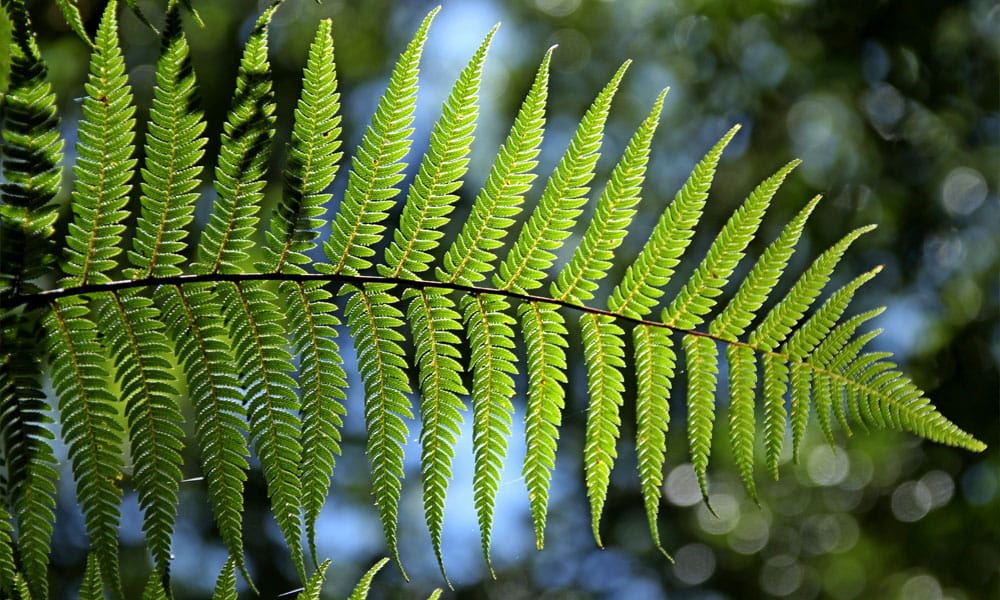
[142,571,169,600]
[347,558,389,600]
[0,504,13,594]
[218,281,305,579]
[761,351,788,478]
[495,61,629,293]
[157,285,250,580]
[788,362,811,465]
[709,195,821,340]
[194,3,279,274]
[54,0,91,46]
[344,284,412,576]
[0,0,63,297]
[95,291,183,581]
[382,24,496,279]
[324,8,437,275]
[262,18,342,274]
[553,88,668,304]
[727,344,758,501]
[128,9,206,279]
[61,0,135,287]
[406,287,466,580]
[0,314,57,600]
[608,125,740,318]
[519,300,568,549]
[633,323,674,552]
[684,334,719,507]
[47,300,124,597]
[663,160,800,329]
[581,313,627,545]
[843,358,985,451]
[295,559,331,600]
[249,19,346,566]
[79,553,103,600]
[748,225,876,352]
[437,46,552,286]
[211,557,238,600]
[284,281,346,564]
[464,293,517,574]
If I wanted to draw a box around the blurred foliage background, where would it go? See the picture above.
[11,0,999,597]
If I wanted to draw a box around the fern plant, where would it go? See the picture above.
[0,1,986,598]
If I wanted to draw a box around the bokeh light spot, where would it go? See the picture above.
[535,0,581,17]
[901,573,943,600]
[919,470,955,509]
[891,480,933,522]
[666,463,703,507]
[697,493,741,535]
[807,444,849,486]
[673,543,716,585]
[760,554,804,596]
[728,510,771,555]
[940,166,987,216]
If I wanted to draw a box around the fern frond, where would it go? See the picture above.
[128,9,206,279]
[156,284,250,580]
[285,280,346,565]
[262,18,342,274]
[194,3,279,275]
[608,125,740,318]
[79,553,103,600]
[46,300,124,597]
[218,281,305,579]
[495,61,629,293]
[437,46,552,286]
[142,571,168,600]
[348,558,389,600]
[581,313,627,545]
[839,355,985,451]
[344,284,412,576]
[94,290,182,582]
[382,24,495,279]
[0,504,14,594]
[0,313,57,600]
[519,300,568,550]
[211,557,238,600]
[408,287,466,580]
[727,344,758,500]
[256,19,347,565]
[633,323,674,552]
[324,7,437,275]
[552,87,668,304]
[684,334,719,507]
[296,559,331,600]
[761,351,788,479]
[54,0,91,46]
[709,195,821,340]
[464,293,517,574]
[0,0,63,297]
[61,0,135,287]
[663,160,800,329]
